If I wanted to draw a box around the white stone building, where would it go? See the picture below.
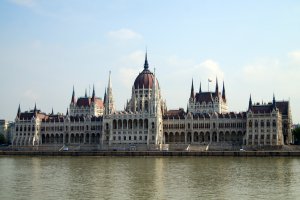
[11,53,293,150]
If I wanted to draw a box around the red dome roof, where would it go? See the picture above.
[134,69,157,89]
[133,53,159,89]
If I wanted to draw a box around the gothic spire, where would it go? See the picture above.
[71,86,76,104]
[199,81,202,93]
[144,51,149,70]
[215,77,219,94]
[66,108,69,116]
[92,84,95,102]
[17,104,21,118]
[103,87,107,105]
[34,102,37,113]
[248,94,253,111]
[51,108,54,115]
[105,71,115,114]
[222,81,226,100]
[273,93,276,109]
[108,71,112,89]
[85,89,87,98]
[190,79,195,99]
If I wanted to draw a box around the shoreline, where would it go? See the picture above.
[1,151,300,157]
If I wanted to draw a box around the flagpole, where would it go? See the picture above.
[208,79,210,92]
[208,78,212,92]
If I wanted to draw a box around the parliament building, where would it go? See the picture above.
[12,53,293,150]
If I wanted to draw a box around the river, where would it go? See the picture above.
[0,156,300,200]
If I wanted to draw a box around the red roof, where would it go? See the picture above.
[195,92,221,103]
[76,97,103,108]
[134,69,159,89]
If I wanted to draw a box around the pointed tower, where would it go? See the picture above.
[151,67,157,114]
[17,104,21,118]
[85,89,87,98]
[190,79,195,99]
[272,93,276,109]
[144,51,149,70]
[248,94,253,111]
[92,84,95,102]
[51,108,54,115]
[215,77,219,95]
[66,108,69,116]
[222,81,226,100]
[71,86,76,104]
[199,81,202,93]
[105,71,115,115]
[103,87,107,105]
[34,103,37,113]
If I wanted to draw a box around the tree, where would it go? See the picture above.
[293,127,300,145]
[0,133,6,144]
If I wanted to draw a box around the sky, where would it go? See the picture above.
[0,0,300,123]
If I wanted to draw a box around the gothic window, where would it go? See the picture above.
[139,101,143,111]
[255,120,258,128]
[272,120,276,127]
[152,122,155,129]
[145,101,149,112]
[144,119,148,129]
[260,120,264,127]
[266,120,270,127]
[249,120,252,128]
[118,120,122,129]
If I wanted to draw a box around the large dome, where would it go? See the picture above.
[133,53,159,89]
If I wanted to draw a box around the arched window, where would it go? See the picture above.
[145,101,149,112]
[113,120,117,129]
[272,120,276,127]
[260,120,264,127]
[140,101,143,111]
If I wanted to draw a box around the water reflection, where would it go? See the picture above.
[0,157,300,200]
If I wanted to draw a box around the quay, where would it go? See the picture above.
[1,150,300,157]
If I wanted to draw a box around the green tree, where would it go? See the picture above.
[0,133,6,144]
[293,127,300,145]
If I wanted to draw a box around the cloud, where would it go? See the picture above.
[197,60,224,81]
[116,51,145,89]
[23,89,39,101]
[288,50,300,64]
[121,50,145,66]
[118,67,140,89]
[243,59,280,82]
[240,54,299,101]
[166,57,224,82]
[108,29,143,40]
[9,0,36,8]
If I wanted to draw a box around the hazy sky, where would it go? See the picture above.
[1,0,300,123]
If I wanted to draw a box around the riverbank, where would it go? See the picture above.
[1,150,300,157]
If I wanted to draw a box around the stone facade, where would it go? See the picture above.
[11,53,293,149]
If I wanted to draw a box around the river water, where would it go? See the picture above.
[0,156,300,200]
